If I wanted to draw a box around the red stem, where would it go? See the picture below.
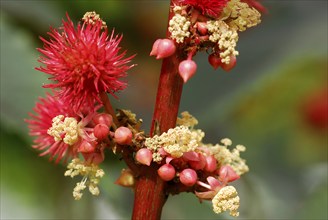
[131,1,185,219]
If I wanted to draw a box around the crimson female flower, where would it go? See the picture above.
[36,12,135,112]
[25,93,77,163]
[175,0,229,18]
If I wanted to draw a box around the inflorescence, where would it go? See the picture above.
[150,0,263,83]
[26,3,265,216]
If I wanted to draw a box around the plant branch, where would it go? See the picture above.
[131,1,185,219]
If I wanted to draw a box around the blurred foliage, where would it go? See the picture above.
[1,0,327,219]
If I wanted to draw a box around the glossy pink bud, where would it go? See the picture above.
[165,156,174,164]
[221,55,237,72]
[196,22,208,35]
[93,113,113,127]
[83,152,104,165]
[156,39,176,59]
[78,140,96,153]
[188,153,206,170]
[204,155,217,172]
[158,164,176,181]
[114,127,133,145]
[207,176,222,189]
[150,39,161,56]
[180,168,197,186]
[208,53,222,70]
[183,151,199,161]
[94,123,109,140]
[158,147,168,157]
[178,60,197,83]
[136,148,153,166]
[219,165,240,182]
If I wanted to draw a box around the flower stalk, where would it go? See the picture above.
[131,1,185,219]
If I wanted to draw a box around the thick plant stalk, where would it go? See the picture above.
[131,1,185,219]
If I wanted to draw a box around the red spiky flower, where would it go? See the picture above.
[36,13,135,112]
[175,0,229,18]
[25,93,77,163]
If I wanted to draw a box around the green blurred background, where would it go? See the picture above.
[1,1,327,219]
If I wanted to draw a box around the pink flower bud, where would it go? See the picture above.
[114,126,133,145]
[179,168,197,186]
[207,176,222,189]
[83,152,104,165]
[115,169,135,188]
[150,39,161,56]
[165,156,174,164]
[157,164,176,181]
[221,55,237,72]
[188,153,206,170]
[183,151,199,161]
[208,53,222,70]
[178,60,197,83]
[219,165,240,182]
[204,155,217,172]
[78,140,96,153]
[156,39,176,59]
[93,113,113,127]
[94,123,109,140]
[135,148,153,166]
[158,147,168,157]
[196,22,208,35]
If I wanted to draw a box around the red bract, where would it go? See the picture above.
[25,93,77,163]
[176,0,228,18]
[36,13,135,112]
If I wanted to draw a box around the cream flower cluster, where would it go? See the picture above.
[222,0,261,32]
[140,112,249,217]
[145,125,204,160]
[65,158,105,200]
[167,1,261,65]
[168,6,191,43]
[208,138,249,176]
[47,115,79,145]
[176,111,199,128]
[82,11,107,29]
[206,20,239,64]
[212,186,240,216]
